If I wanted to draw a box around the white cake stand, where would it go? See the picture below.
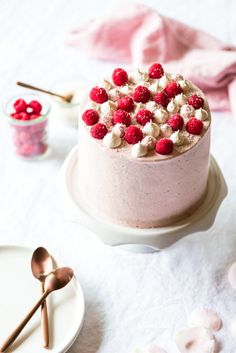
[59,145,227,252]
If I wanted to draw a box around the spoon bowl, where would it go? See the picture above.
[31,246,54,281]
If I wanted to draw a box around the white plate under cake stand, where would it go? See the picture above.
[59,145,227,252]
[0,245,85,352]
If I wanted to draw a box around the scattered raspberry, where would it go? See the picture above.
[28,100,42,114]
[133,85,151,103]
[13,99,27,113]
[188,95,204,109]
[167,114,184,131]
[164,81,182,98]
[112,109,131,127]
[153,91,169,107]
[125,126,143,144]
[89,86,108,104]
[82,109,99,126]
[136,109,153,126]
[156,138,173,155]
[112,68,128,86]
[90,123,108,139]
[186,118,204,135]
[148,63,164,79]
[30,114,41,120]
[117,96,134,112]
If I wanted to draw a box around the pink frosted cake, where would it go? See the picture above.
[78,63,211,228]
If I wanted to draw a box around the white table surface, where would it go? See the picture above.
[0,1,236,352]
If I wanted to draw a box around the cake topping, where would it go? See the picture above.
[28,100,42,114]
[164,81,182,98]
[175,327,216,353]
[188,309,222,332]
[112,109,131,127]
[160,124,172,137]
[141,135,157,150]
[195,108,208,121]
[90,123,108,139]
[13,99,28,113]
[103,131,121,148]
[149,81,159,95]
[136,109,153,126]
[133,85,151,103]
[167,114,184,131]
[186,118,204,135]
[148,63,164,79]
[142,121,160,138]
[108,88,120,102]
[153,108,168,124]
[90,86,108,104]
[131,142,148,158]
[130,68,149,84]
[158,74,169,89]
[170,130,184,146]
[180,104,195,119]
[156,138,173,155]
[174,93,187,106]
[153,91,169,108]
[112,68,128,86]
[145,101,157,112]
[167,99,179,113]
[117,96,134,112]
[125,125,143,144]
[188,94,204,109]
[82,109,99,126]
[101,100,117,118]
[112,123,126,137]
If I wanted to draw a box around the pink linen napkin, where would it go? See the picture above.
[66,3,236,116]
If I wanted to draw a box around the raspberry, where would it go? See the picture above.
[89,86,108,104]
[90,123,108,139]
[28,100,42,114]
[112,109,131,127]
[82,109,99,126]
[125,126,143,144]
[117,96,134,112]
[188,95,204,109]
[156,138,173,155]
[13,99,27,113]
[136,109,153,126]
[167,114,184,131]
[153,91,169,107]
[12,112,30,120]
[133,85,151,103]
[112,68,128,86]
[30,114,41,120]
[186,118,204,135]
[148,63,164,79]
[164,81,182,98]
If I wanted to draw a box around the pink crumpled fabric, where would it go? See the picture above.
[66,3,236,115]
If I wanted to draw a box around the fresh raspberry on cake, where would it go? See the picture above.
[188,95,204,109]
[112,68,128,86]
[112,109,131,127]
[133,85,151,103]
[167,114,184,131]
[28,100,42,114]
[30,114,40,120]
[186,118,204,135]
[125,126,143,144]
[13,99,27,113]
[155,138,174,155]
[148,63,164,79]
[89,86,108,104]
[136,109,153,126]
[90,123,108,139]
[153,91,169,108]
[117,96,134,112]
[82,109,99,126]
[164,81,182,98]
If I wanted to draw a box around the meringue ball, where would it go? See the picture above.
[160,123,172,137]
[153,108,169,124]
[143,122,160,138]
[141,135,157,150]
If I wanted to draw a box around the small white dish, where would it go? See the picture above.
[0,245,85,352]
[59,145,227,251]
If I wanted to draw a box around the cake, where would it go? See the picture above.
[78,63,211,228]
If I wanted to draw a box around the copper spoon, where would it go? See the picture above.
[16,81,74,103]
[0,267,74,353]
[31,247,54,348]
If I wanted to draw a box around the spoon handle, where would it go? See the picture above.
[41,282,49,348]
[16,81,66,101]
[0,291,49,352]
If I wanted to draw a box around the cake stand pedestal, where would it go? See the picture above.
[59,145,227,252]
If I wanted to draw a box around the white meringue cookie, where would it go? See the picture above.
[171,73,184,81]
[170,131,185,146]
[143,122,160,138]
[160,124,172,137]
[102,78,113,90]
[167,99,179,113]
[180,104,195,119]
[188,309,222,332]
[153,108,169,124]
[85,101,100,112]
[158,74,169,89]
[131,142,148,158]
[174,93,187,106]
[178,79,189,90]
[141,135,157,150]
[103,131,121,148]
[108,88,120,102]
[119,84,132,95]
[149,81,159,94]
[146,101,157,112]
[112,123,126,138]
[175,327,215,353]
[130,68,149,84]
[101,100,117,117]
[195,108,208,121]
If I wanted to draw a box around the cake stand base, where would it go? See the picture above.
[59,145,227,252]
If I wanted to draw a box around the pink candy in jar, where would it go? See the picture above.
[4,94,50,159]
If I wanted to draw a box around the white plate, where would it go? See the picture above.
[0,245,85,353]
[59,145,227,251]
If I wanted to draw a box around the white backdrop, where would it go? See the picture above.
[0,1,236,352]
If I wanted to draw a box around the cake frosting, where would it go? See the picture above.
[78,63,211,228]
